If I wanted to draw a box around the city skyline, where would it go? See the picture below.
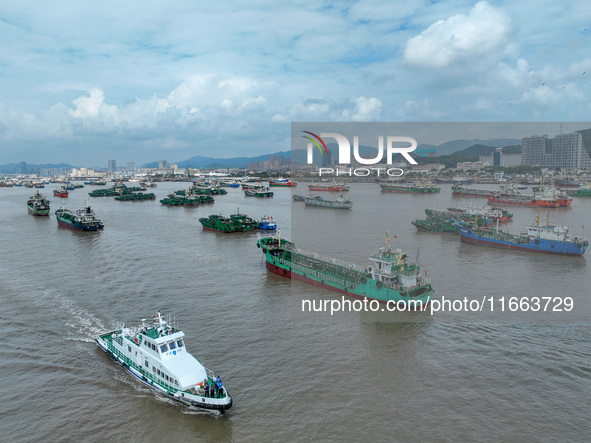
[1,1,590,166]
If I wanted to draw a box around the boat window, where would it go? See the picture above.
[177,340,184,348]
[127,345,131,352]
[153,366,156,373]
[160,344,168,353]
[145,360,149,367]
[169,341,176,350]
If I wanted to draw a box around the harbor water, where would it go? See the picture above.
[1,183,590,442]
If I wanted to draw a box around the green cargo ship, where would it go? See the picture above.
[257,234,433,309]
[380,183,441,193]
[27,191,51,216]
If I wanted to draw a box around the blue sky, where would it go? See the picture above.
[1,1,590,166]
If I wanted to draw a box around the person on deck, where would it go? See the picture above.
[204,381,209,397]
[215,376,223,397]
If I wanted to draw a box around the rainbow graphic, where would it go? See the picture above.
[302,131,328,155]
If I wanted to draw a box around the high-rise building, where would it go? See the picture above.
[323,149,332,167]
[108,160,117,172]
[127,162,135,171]
[20,161,26,173]
[159,160,168,169]
[521,132,591,169]
[277,155,284,168]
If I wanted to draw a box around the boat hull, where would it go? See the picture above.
[27,206,50,216]
[487,197,563,207]
[259,241,432,309]
[457,225,587,256]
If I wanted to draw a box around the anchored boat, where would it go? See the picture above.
[200,209,259,233]
[308,181,350,192]
[456,215,588,256]
[381,182,441,193]
[304,194,352,209]
[259,214,277,230]
[96,311,232,414]
[27,191,51,216]
[269,178,297,187]
[53,186,69,198]
[55,206,104,231]
[257,234,434,309]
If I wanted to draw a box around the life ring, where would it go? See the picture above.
[135,337,139,344]
[376,281,383,289]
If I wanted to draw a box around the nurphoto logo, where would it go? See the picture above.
[302,130,418,176]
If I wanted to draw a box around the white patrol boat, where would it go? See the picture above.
[96,311,232,413]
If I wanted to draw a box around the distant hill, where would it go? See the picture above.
[0,162,76,174]
[436,138,521,156]
[417,142,523,168]
[142,151,291,169]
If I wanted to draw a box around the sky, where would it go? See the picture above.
[1,0,590,167]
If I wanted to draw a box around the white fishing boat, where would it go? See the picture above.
[96,311,232,413]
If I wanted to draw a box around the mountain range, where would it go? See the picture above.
[3,131,591,173]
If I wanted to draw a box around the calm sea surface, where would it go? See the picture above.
[1,182,590,442]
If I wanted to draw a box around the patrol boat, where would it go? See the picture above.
[96,311,232,413]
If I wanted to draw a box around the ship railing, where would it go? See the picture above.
[107,342,179,394]
[291,250,366,273]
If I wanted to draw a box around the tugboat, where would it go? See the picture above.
[259,214,277,230]
[53,186,69,198]
[96,311,232,414]
[257,233,434,309]
[55,205,104,231]
[27,191,51,216]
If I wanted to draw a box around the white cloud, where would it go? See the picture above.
[404,1,512,69]
[342,97,383,121]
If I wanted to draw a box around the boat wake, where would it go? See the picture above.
[38,289,106,342]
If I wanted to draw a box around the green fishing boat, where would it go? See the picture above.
[199,215,238,233]
[115,193,156,201]
[412,217,460,234]
[569,187,591,197]
[199,209,258,233]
